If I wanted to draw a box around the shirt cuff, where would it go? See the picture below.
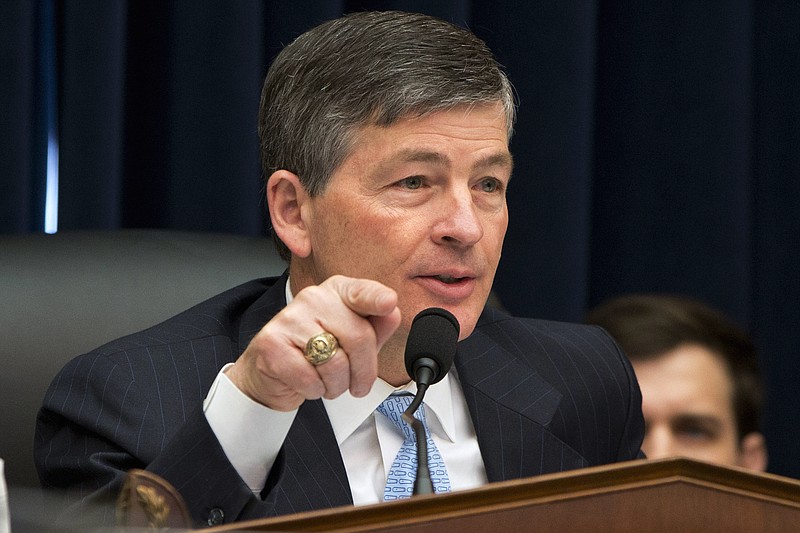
[203,363,297,493]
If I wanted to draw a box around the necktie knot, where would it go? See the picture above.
[375,394,426,442]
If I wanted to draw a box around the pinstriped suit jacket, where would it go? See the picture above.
[35,273,644,527]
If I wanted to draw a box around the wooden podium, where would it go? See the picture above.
[204,458,800,532]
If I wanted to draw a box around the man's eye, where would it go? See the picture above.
[675,423,717,441]
[398,176,423,189]
[478,178,501,193]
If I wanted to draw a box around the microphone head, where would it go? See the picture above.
[404,307,460,385]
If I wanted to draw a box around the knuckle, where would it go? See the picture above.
[294,284,328,304]
[327,274,347,285]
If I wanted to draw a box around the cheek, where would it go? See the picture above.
[325,217,410,280]
[483,213,508,253]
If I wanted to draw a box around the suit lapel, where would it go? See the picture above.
[262,400,353,516]
[456,317,588,481]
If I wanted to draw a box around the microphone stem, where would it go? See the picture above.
[406,382,426,416]
[402,382,434,495]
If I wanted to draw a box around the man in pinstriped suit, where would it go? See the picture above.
[36,11,644,527]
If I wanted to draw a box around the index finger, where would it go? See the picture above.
[323,275,398,320]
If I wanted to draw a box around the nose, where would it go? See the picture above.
[432,187,484,247]
[642,425,677,460]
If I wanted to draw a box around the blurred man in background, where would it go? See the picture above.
[587,294,767,471]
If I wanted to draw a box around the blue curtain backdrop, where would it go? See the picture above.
[1,1,798,478]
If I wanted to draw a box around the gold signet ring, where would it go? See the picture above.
[304,332,338,366]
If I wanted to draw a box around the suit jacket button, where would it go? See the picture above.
[207,507,225,526]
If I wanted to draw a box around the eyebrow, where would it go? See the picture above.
[390,149,514,173]
[671,414,724,430]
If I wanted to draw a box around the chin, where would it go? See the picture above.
[455,312,479,340]
[435,305,479,341]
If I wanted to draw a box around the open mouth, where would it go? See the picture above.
[418,273,476,300]
[433,275,468,284]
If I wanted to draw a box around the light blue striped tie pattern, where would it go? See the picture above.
[376,394,451,500]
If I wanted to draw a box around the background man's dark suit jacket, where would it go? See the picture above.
[35,273,644,527]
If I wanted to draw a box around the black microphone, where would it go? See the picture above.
[402,307,459,496]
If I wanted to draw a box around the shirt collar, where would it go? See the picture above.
[323,374,457,445]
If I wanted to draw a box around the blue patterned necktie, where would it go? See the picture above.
[376,394,452,500]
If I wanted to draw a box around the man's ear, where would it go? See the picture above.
[266,170,312,258]
[738,431,768,472]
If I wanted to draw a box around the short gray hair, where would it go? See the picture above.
[259,11,516,260]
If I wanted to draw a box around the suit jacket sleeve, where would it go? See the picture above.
[35,340,265,527]
[34,278,293,527]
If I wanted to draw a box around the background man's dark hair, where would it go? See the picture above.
[258,10,516,261]
[586,294,763,441]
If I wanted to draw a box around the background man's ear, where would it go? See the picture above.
[267,170,312,258]
[738,431,768,472]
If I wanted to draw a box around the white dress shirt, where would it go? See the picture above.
[203,278,487,504]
